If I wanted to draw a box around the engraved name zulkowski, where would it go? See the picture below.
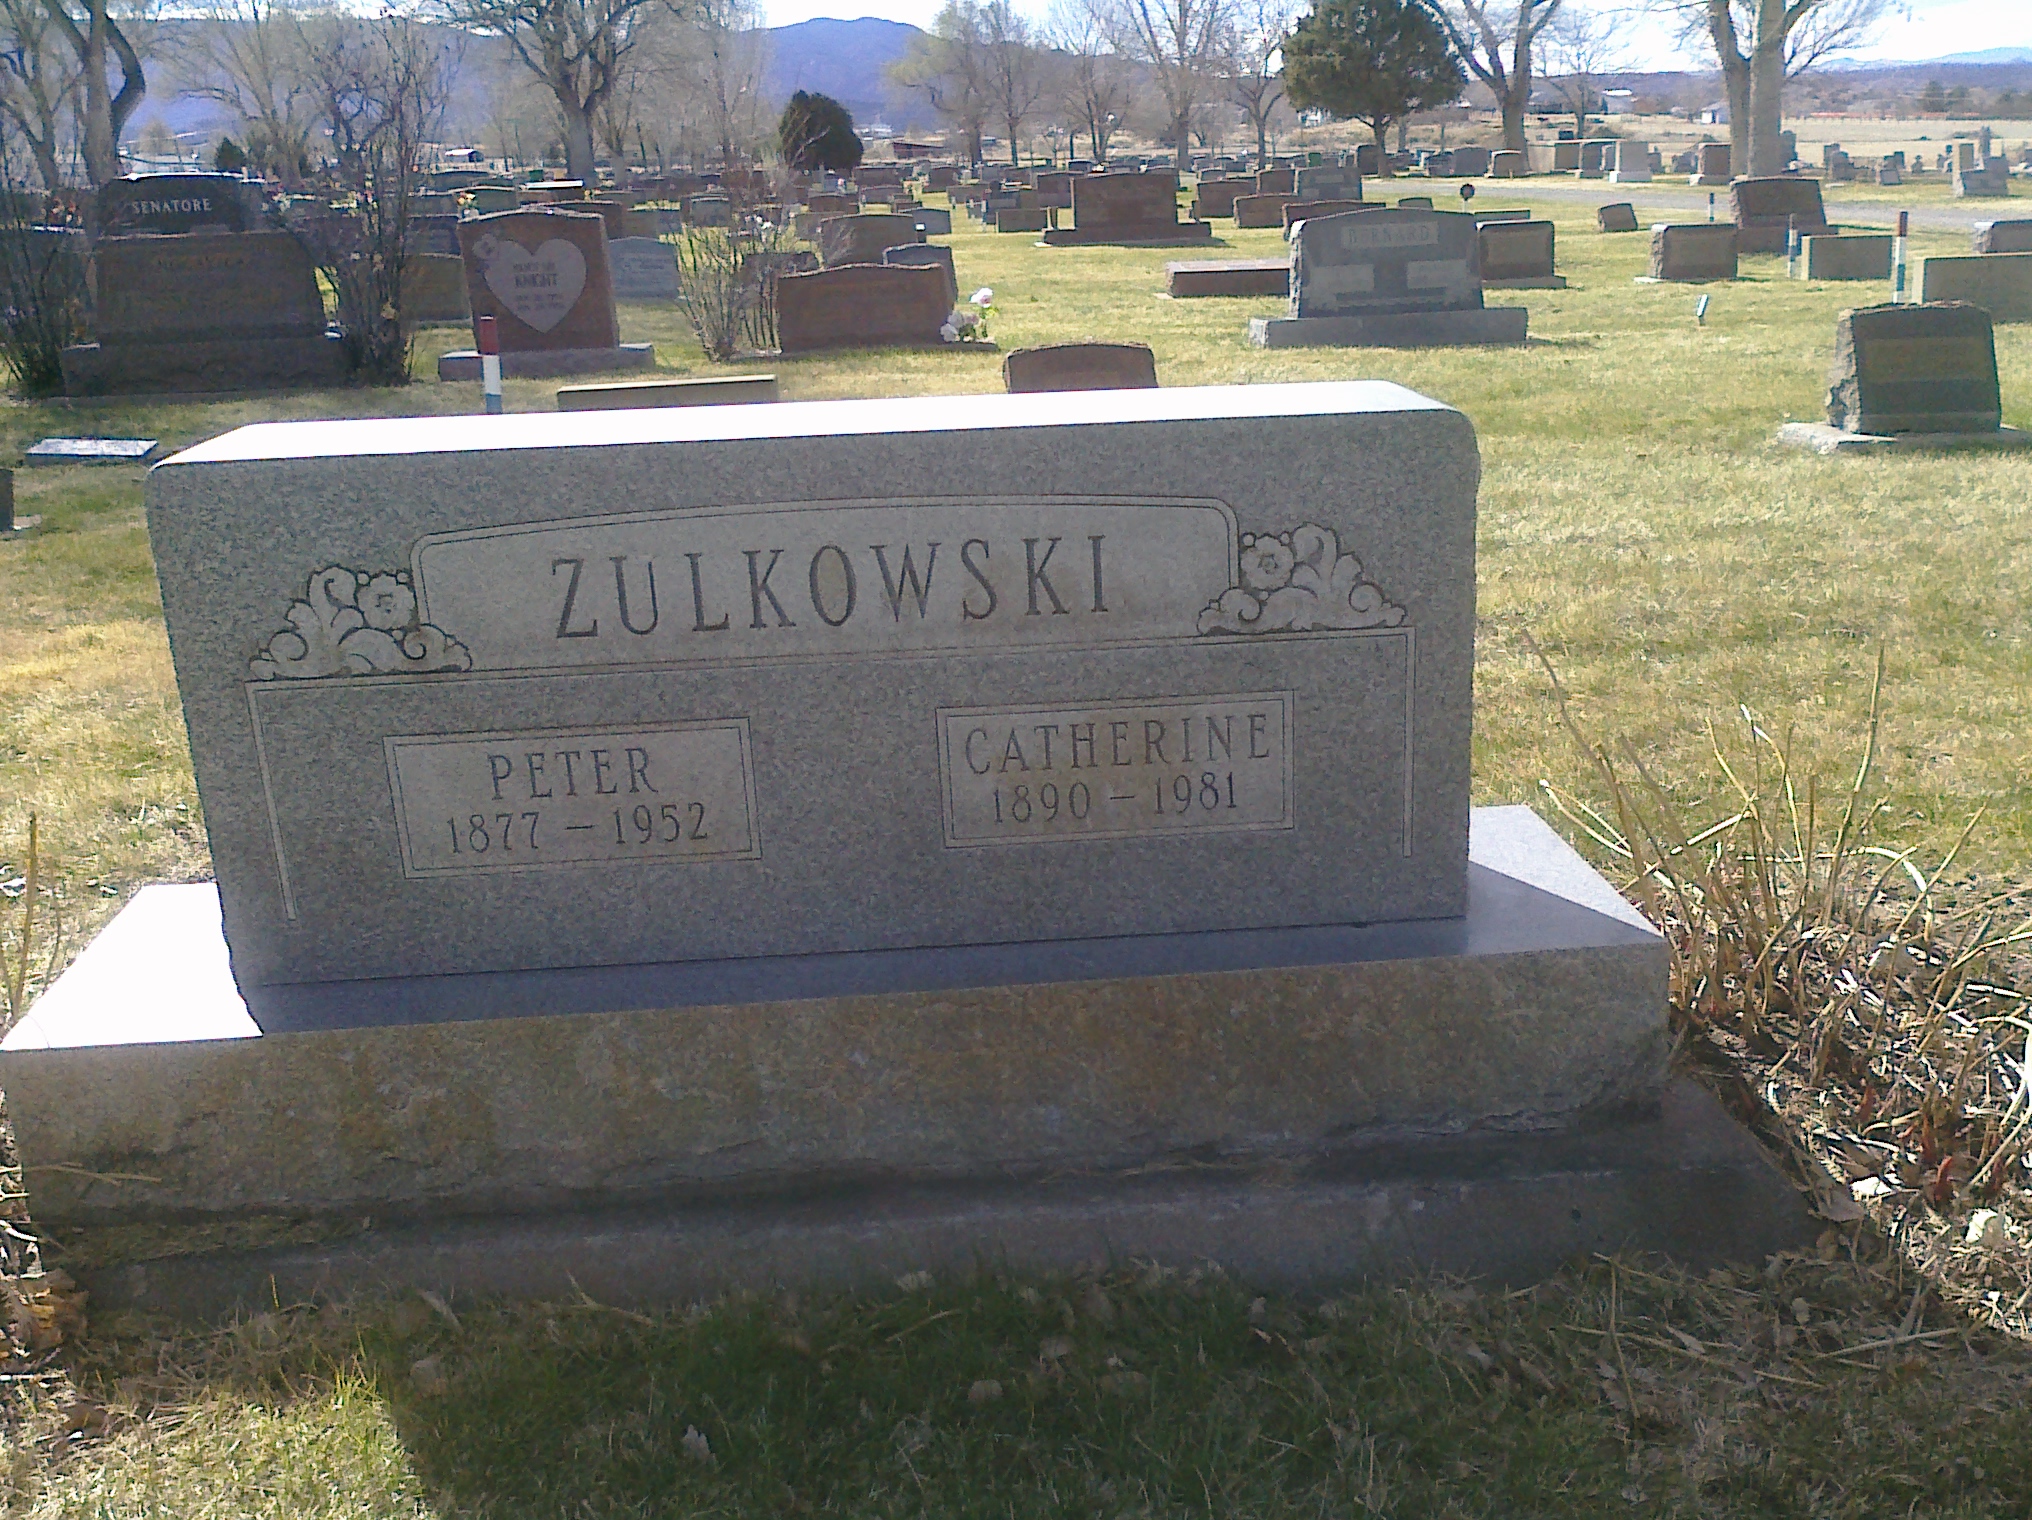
[248,502,1405,679]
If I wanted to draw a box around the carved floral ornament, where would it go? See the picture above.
[1196,523,1406,635]
[249,567,471,680]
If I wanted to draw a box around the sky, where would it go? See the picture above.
[758,0,2032,71]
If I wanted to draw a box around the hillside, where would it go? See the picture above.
[764,16,932,135]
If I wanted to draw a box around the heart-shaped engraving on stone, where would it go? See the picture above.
[481,238,587,333]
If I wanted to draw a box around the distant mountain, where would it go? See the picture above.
[1917,46,2032,64]
[765,16,933,134]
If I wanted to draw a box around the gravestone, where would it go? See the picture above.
[995,207,1049,233]
[1234,194,1298,229]
[1688,143,1729,185]
[607,237,681,302]
[1250,208,1527,348]
[1166,258,1288,297]
[407,214,463,256]
[1578,140,1616,178]
[403,253,471,325]
[1254,168,1295,194]
[1354,144,1381,175]
[1294,164,1362,200]
[1421,151,1454,177]
[1035,172,1074,209]
[1974,220,2032,254]
[1478,221,1563,287]
[1044,172,1211,245]
[882,241,958,308]
[911,207,953,236]
[1876,157,1903,187]
[1915,252,2032,321]
[1191,179,1247,218]
[1449,147,1491,177]
[804,192,857,216]
[1799,234,1891,281]
[1955,160,2010,198]
[556,374,778,410]
[1646,223,1738,281]
[467,186,519,214]
[1487,150,1527,178]
[816,213,921,266]
[1609,140,1651,183]
[1780,302,2032,453]
[574,200,629,238]
[6,383,1804,1309]
[1396,195,1433,210]
[686,195,731,227]
[1284,200,1370,232]
[1730,177,1828,254]
[59,232,345,396]
[775,263,949,351]
[439,209,653,381]
[1598,202,1639,233]
[1001,342,1158,392]
[97,173,255,236]
[1552,141,1582,172]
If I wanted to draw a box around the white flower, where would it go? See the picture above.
[939,322,959,342]
[971,287,993,305]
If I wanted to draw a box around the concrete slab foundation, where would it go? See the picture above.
[1777,421,2032,454]
[1249,308,1528,348]
[437,343,655,381]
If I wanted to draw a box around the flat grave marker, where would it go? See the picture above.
[24,437,159,465]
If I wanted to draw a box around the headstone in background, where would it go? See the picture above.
[1798,233,1891,281]
[1955,159,2010,198]
[1035,172,1074,208]
[911,207,953,236]
[1284,200,1370,232]
[1191,179,1246,218]
[1233,193,1297,229]
[1915,251,2032,321]
[97,173,254,236]
[1252,208,1527,348]
[1646,223,1738,282]
[1044,172,1211,246]
[1552,141,1582,172]
[403,253,471,324]
[573,200,629,238]
[466,185,518,214]
[923,165,959,190]
[1421,151,1454,177]
[995,206,1049,233]
[439,209,653,380]
[1974,219,2032,254]
[881,242,959,308]
[1876,158,1903,187]
[775,263,949,351]
[1254,167,1295,194]
[1578,140,1615,178]
[816,212,921,266]
[407,214,463,256]
[1780,129,1798,165]
[1731,176,1828,253]
[60,232,345,396]
[1670,149,1697,175]
[1449,147,1491,177]
[1354,143,1382,175]
[1692,143,1731,185]
[1166,258,1288,297]
[1001,342,1158,392]
[686,194,731,227]
[1487,150,1527,178]
[607,237,681,302]
[1598,202,1640,233]
[1609,140,1652,183]
[1395,195,1433,209]
[555,374,778,410]
[23,437,158,464]
[1478,220,1564,286]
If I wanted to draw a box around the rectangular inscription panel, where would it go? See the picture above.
[938,692,1293,848]
[387,720,758,876]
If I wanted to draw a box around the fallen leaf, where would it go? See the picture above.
[682,1425,714,1463]
[967,1378,1003,1406]
[1816,1190,1866,1222]
[1671,1329,1706,1355]
[417,1289,461,1331]
[1038,1336,1072,1362]
[894,1271,933,1293]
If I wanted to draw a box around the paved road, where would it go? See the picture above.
[1453,178,2013,236]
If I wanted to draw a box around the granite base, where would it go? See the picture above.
[59,335,347,397]
[1483,275,1568,289]
[1249,308,1529,348]
[436,343,655,380]
[7,808,1662,1231]
[1166,259,1287,297]
[1777,421,2032,454]
[79,1077,1810,1322]
[1042,223,1214,246]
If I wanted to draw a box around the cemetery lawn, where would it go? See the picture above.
[1,194,2031,1513]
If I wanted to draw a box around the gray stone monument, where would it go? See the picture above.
[1,384,1805,1313]
[606,237,681,302]
[1249,208,1528,348]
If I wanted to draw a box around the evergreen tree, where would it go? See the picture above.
[1918,79,1946,114]
[214,136,247,174]
[779,91,863,175]
[1283,0,1465,165]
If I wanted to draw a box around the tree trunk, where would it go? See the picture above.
[1502,25,1530,153]
[1746,0,1787,176]
[77,9,118,185]
[1371,120,1392,174]
[1255,114,1267,162]
[560,97,596,185]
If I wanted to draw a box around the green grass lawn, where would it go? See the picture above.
[0,189,2030,1514]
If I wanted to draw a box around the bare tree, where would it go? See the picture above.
[1107,0,1234,167]
[890,1,991,166]
[296,9,458,381]
[437,0,660,184]
[43,0,146,187]
[1048,0,1132,159]
[680,0,769,167]
[170,0,317,186]
[978,0,1045,164]
[0,0,80,191]
[1432,0,1560,153]
[1224,0,1289,162]
[1657,0,1891,176]
[1539,1,1629,140]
